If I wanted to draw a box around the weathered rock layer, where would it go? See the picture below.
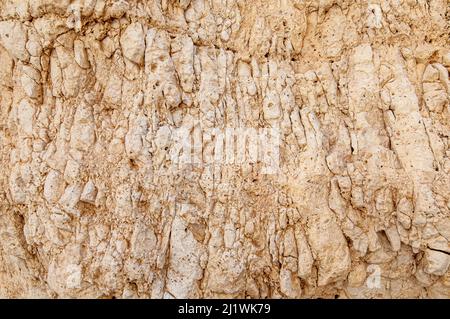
[0,0,449,298]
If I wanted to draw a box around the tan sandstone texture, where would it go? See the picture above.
[0,0,449,299]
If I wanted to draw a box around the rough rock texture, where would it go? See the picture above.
[0,0,449,299]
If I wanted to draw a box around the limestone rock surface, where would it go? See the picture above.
[0,0,449,298]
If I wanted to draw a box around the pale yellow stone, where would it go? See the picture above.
[0,0,448,299]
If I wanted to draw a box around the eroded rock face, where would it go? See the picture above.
[0,0,449,298]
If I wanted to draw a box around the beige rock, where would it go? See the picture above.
[424,249,450,276]
[0,21,29,61]
[43,170,65,203]
[0,0,448,299]
[73,39,90,69]
[120,22,145,65]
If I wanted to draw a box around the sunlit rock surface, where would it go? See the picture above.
[0,0,449,298]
